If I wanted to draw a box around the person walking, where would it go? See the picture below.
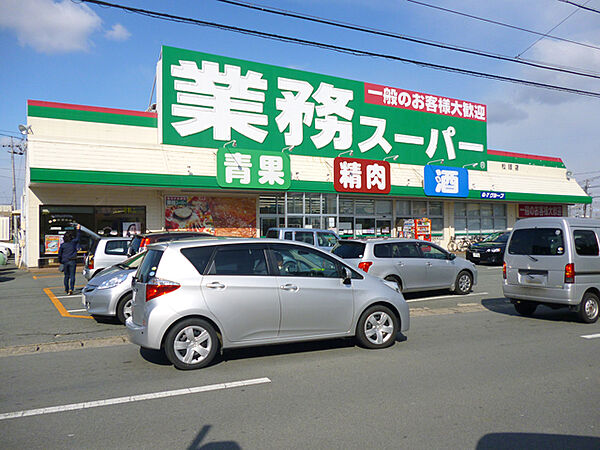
[58,224,81,295]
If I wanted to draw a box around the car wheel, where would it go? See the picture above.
[514,300,537,316]
[164,318,219,370]
[116,292,133,324]
[578,292,599,324]
[356,305,398,349]
[454,271,473,295]
[384,275,402,292]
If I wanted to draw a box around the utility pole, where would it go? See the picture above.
[10,137,16,211]
[582,179,590,217]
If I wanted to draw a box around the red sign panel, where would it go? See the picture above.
[518,204,563,218]
[364,82,486,121]
[333,157,391,194]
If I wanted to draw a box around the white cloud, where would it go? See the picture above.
[0,0,101,53]
[105,23,131,41]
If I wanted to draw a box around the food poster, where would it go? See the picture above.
[165,196,256,237]
[45,235,62,254]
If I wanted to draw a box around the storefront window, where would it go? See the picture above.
[355,199,375,215]
[305,193,321,215]
[287,193,303,214]
[340,199,354,215]
[376,200,392,215]
[323,194,337,214]
[454,202,507,235]
[39,205,146,263]
[396,200,445,234]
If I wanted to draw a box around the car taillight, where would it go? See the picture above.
[87,254,94,270]
[502,261,506,279]
[139,238,150,250]
[564,263,575,283]
[146,279,180,302]
[358,261,373,273]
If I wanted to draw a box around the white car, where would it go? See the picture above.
[0,242,16,258]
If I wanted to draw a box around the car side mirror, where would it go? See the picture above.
[342,267,352,285]
[131,276,137,288]
[449,253,456,260]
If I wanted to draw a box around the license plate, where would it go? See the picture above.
[473,252,480,258]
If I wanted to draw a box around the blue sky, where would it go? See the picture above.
[1,0,599,208]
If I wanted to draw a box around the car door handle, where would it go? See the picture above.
[280,284,299,292]
[396,262,404,267]
[426,262,432,266]
[206,281,225,289]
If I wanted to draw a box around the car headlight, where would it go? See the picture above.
[97,272,129,290]
[491,248,502,253]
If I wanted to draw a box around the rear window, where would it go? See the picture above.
[136,249,164,283]
[104,240,129,255]
[574,230,599,256]
[508,228,565,256]
[266,229,278,238]
[294,231,314,245]
[332,242,366,259]
[181,246,215,274]
[317,232,339,248]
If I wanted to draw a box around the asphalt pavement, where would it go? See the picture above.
[1,259,599,449]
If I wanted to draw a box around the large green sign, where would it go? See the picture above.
[160,45,487,169]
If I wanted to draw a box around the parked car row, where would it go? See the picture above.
[80,218,599,371]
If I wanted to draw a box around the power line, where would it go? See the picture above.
[406,0,600,53]
[78,0,600,99]
[558,0,600,14]
[516,0,590,58]
[218,0,600,80]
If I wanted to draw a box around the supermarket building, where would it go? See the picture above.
[22,45,590,267]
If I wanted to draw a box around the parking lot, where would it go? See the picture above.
[1,260,599,449]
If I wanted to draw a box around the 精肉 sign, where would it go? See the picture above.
[333,157,391,194]
[159,46,487,168]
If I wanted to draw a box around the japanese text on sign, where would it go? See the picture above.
[333,157,390,194]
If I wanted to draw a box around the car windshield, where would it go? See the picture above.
[332,241,366,258]
[482,232,502,242]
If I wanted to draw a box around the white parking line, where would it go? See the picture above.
[406,292,489,303]
[0,377,271,421]
[56,295,82,299]
[581,333,600,340]
[67,308,87,313]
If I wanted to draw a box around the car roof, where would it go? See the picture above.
[268,227,338,233]
[98,236,132,241]
[139,231,213,238]
[338,238,425,244]
[149,237,327,251]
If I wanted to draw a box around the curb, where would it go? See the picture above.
[0,335,130,357]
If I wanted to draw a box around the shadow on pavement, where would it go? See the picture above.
[0,264,16,282]
[140,333,407,369]
[188,425,240,450]
[476,432,600,449]
[140,347,171,366]
[481,298,582,323]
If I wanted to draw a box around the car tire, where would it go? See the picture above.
[578,292,599,324]
[384,275,402,292]
[164,318,219,370]
[514,300,537,316]
[116,292,133,325]
[454,271,473,295]
[356,305,398,349]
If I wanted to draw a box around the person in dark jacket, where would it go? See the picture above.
[58,224,81,295]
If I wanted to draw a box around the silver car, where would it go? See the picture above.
[126,239,410,370]
[83,237,132,280]
[83,251,145,323]
[332,238,477,295]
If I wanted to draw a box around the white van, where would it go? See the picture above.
[265,228,340,252]
[503,217,600,323]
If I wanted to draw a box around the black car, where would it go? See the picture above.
[465,232,510,265]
